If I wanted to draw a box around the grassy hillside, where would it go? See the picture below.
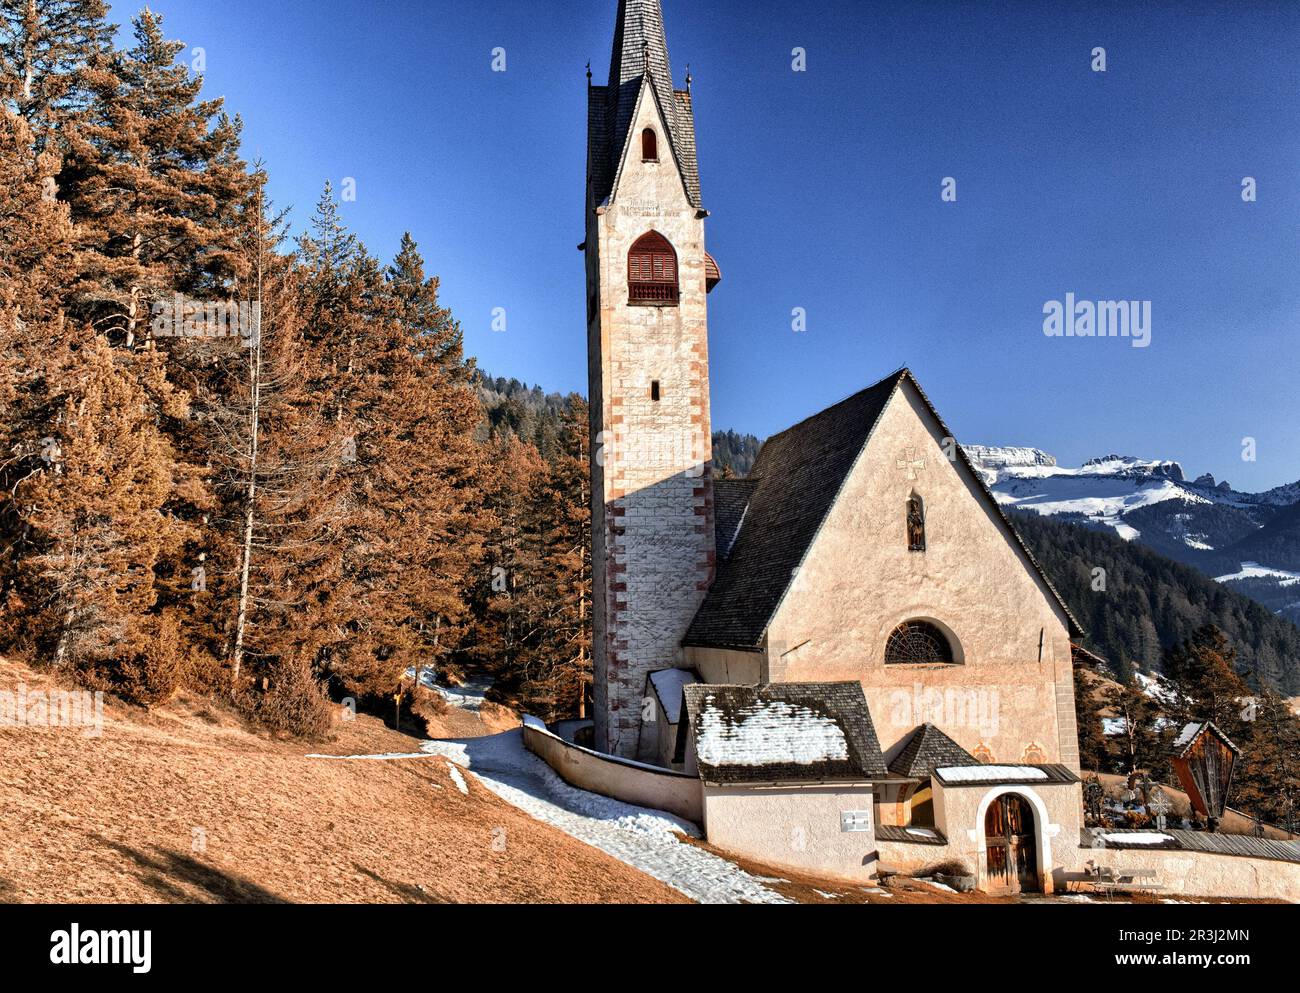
[0,656,687,904]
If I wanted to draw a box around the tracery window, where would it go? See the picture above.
[884,620,955,665]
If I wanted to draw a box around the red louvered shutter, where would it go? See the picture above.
[628,232,679,304]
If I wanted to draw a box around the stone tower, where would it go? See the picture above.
[585,0,718,759]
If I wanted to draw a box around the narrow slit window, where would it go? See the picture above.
[642,127,658,161]
[651,380,661,401]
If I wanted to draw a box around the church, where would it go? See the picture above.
[540,0,1300,898]
[579,0,1083,892]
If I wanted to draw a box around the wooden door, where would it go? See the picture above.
[984,794,1039,894]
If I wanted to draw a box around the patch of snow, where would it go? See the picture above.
[432,676,493,712]
[937,765,1048,782]
[1216,561,1300,586]
[1173,721,1202,751]
[421,730,789,904]
[1134,671,1178,705]
[813,889,843,899]
[1183,537,1214,551]
[1101,832,1174,845]
[905,827,939,838]
[521,714,547,731]
[920,878,957,893]
[648,669,697,725]
[1113,522,1141,542]
[446,762,469,795]
[696,698,848,768]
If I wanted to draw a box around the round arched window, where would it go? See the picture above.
[628,231,678,304]
[884,621,955,665]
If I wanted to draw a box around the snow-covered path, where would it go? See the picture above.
[421,729,790,904]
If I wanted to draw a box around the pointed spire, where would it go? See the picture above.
[591,0,702,209]
[608,0,678,134]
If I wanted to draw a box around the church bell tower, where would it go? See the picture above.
[585,0,718,759]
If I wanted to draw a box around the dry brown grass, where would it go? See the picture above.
[0,656,686,904]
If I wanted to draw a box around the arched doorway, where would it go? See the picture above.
[983,793,1040,894]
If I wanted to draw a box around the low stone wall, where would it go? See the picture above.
[876,836,1300,901]
[1071,846,1300,902]
[522,717,703,822]
[876,839,963,876]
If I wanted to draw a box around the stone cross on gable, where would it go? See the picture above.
[897,448,926,480]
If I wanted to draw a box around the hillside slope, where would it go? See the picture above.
[0,657,687,904]
[1011,511,1300,692]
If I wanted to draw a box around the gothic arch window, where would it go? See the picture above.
[641,127,658,161]
[628,231,679,305]
[906,493,926,551]
[884,620,955,665]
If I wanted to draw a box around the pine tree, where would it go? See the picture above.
[1073,666,1109,772]
[12,328,189,702]
[0,0,113,144]
[1102,677,1167,776]
[1162,625,1251,731]
[60,8,253,344]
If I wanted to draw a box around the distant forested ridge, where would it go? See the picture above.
[474,371,762,479]
[1012,511,1300,694]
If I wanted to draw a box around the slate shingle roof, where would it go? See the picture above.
[1086,828,1300,865]
[713,478,757,564]
[679,681,890,785]
[684,368,1084,649]
[888,723,980,779]
[588,0,701,208]
[685,371,905,649]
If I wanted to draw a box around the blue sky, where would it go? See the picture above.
[121,0,1299,489]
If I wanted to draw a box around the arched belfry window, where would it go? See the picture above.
[907,493,926,551]
[628,231,679,305]
[641,127,658,161]
[885,621,955,665]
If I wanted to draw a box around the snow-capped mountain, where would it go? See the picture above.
[965,446,1239,544]
[966,444,1300,626]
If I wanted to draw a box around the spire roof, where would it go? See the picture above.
[588,0,702,208]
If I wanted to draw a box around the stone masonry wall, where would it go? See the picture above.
[587,81,715,759]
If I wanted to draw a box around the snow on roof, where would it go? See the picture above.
[680,682,889,784]
[1173,721,1201,751]
[1171,719,1240,757]
[697,699,849,768]
[648,668,698,725]
[936,765,1049,783]
[1101,832,1174,845]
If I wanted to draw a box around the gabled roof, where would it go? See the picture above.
[645,667,698,726]
[684,368,1084,649]
[679,681,890,785]
[888,723,980,779]
[588,0,701,208]
[1172,720,1241,758]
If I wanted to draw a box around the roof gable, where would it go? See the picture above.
[588,0,701,208]
[685,368,1083,649]
[888,723,980,779]
[685,370,906,649]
